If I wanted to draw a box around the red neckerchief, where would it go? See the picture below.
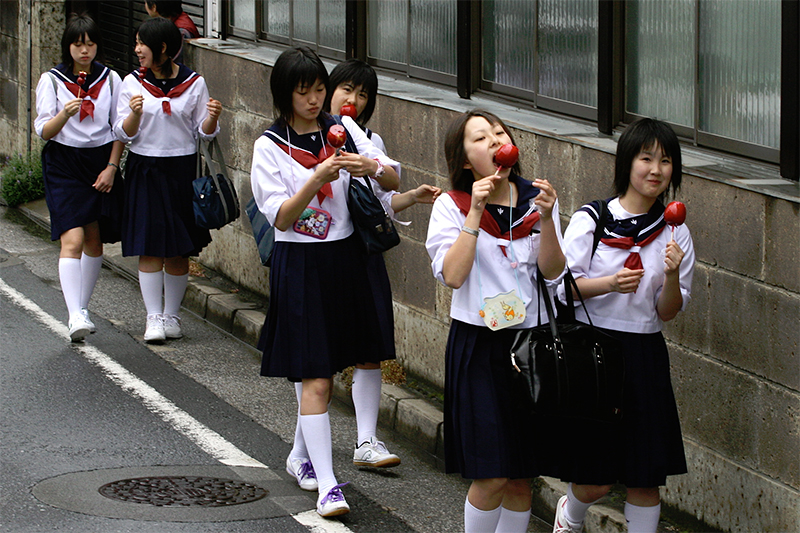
[447,189,540,257]
[139,71,201,115]
[55,68,109,122]
[599,201,666,270]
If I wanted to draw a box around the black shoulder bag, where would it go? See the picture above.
[509,269,625,424]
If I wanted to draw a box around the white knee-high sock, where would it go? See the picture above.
[163,272,188,317]
[625,502,661,533]
[495,507,530,533]
[59,258,82,318]
[564,483,601,527]
[79,253,103,308]
[464,497,502,533]
[138,270,164,316]
[352,367,381,444]
[299,413,337,497]
[289,382,309,460]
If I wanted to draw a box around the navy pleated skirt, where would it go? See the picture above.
[258,233,394,381]
[547,330,687,487]
[365,252,395,359]
[121,152,211,258]
[444,320,540,480]
[41,141,124,242]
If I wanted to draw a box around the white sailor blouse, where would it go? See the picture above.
[251,115,400,244]
[34,63,121,147]
[561,197,695,334]
[113,65,218,157]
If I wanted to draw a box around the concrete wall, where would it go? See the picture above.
[4,4,799,528]
[189,43,800,532]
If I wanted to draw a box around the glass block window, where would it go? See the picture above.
[367,0,456,80]
[482,0,598,115]
[627,0,780,151]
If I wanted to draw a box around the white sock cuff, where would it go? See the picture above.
[464,497,502,533]
[624,501,661,533]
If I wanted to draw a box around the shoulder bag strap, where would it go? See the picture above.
[591,199,608,257]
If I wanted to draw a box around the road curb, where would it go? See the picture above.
[16,199,629,533]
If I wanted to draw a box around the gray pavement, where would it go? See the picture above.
[3,198,662,533]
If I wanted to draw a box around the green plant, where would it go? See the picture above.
[1,150,45,207]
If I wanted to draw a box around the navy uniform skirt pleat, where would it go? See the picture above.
[258,233,392,380]
[444,320,540,480]
[550,330,687,487]
[41,141,124,242]
[364,253,396,361]
[121,152,211,258]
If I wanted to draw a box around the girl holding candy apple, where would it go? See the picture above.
[426,109,566,533]
[250,46,408,518]
[552,118,695,533]
[34,13,124,342]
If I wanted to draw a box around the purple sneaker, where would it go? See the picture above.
[286,457,318,491]
[317,482,350,517]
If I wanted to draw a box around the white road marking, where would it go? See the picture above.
[292,510,357,533]
[0,277,354,533]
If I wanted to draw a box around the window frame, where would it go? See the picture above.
[223,0,799,180]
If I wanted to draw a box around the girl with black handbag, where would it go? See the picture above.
[115,17,221,343]
[249,47,404,518]
[426,109,566,533]
[551,118,695,533]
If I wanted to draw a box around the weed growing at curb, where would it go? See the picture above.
[1,150,45,207]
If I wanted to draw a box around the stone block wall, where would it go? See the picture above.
[0,1,63,159]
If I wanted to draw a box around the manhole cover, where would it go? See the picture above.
[98,476,267,507]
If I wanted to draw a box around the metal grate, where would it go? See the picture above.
[98,476,267,507]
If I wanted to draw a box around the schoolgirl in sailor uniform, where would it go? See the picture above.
[277,58,438,473]
[426,109,566,533]
[114,17,221,343]
[34,13,124,342]
[250,47,402,518]
[551,118,695,533]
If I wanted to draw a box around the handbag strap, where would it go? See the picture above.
[199,137,231,221]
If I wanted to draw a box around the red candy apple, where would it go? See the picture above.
[493,144,519,172]
[327,125,347,155]
[664,201,686,227]
[340,104,358,119]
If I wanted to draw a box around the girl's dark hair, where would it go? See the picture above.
[61,13,104,67]
[444,109,521,193]
[324,59,378,126]
[145,1,185,18]
[270,47,329,128]
[615,118,683,199]
[137,17,182,76]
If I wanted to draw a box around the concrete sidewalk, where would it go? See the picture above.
[17,198,638,533]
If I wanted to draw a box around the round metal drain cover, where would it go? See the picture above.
[99,476,267,507]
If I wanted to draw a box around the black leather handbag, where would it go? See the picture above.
[509,270,625,424]
[193,138,240,230]
[347,175,400,254]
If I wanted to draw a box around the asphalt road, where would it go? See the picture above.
[0,206,552,533]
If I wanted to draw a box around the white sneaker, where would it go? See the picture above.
[286,456,318,491]
[80,308,96,334]
[161,314,183,339]
[316,483,349,517]
[553,495,583,533]
[68,313,91,342]
[353,436,401,468]
[143,314,165,343]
